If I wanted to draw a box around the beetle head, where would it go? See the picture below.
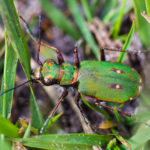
[40,59,60,86]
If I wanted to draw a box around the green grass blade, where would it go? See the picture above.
[0,115,19,138]
[125,111,150,126]
[112,129,131,149]
[0,0,30,77]
[67,0,100,60]
[106,138,121,150]
[0,135,12,150]
[23,122,31,138]
[81,0,93,22]
[39,0,80,40]
[0,30,18,119]
[0,34,14,150]
[117,22,135,63]
[128,126,150,149]
[145,0,150,16]
[101,0,118,19]
[81,94,111,120]
[112,0,127,38]
[40,113,62,134]
[91,0,101,15]
[133,0,150,47]
[30,88,43,129]
[102,2,132,25]
[45,113,62,132]
[0,0,43,128]
[14,134,112,149]
[113,106,123,123]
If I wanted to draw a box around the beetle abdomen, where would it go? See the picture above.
[78,60,142,103]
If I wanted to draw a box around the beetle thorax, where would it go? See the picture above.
[58,62,78,85]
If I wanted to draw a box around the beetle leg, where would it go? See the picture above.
[101,47,150,54]
[95,102,135,118]
[19,15,64,65]
[40,42,64,65]
[40,88,68,134]
[74,47,80,68]
[75,93,90,124]
[100,48,106,61]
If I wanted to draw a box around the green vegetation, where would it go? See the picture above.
[0,0,150,149]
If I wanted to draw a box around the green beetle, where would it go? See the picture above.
[30,44,143,134]
[0,41,143,133]
[33,43,142,105]
[17,15,142,106]
[34,59,142,103]
[0,16,143,133]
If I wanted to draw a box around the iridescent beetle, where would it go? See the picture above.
[0,16,144,133]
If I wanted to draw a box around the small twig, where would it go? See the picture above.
[67,93,102,150]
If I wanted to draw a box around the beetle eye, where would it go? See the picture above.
[42,78,57,86]
[44,78,52,85]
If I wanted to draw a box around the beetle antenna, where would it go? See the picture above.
[37,13,42,66]
[19,15,59,51]
[19,15,64,62]
[19,16,150,55]
[19,16,37,42]
[0,79,35,97]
